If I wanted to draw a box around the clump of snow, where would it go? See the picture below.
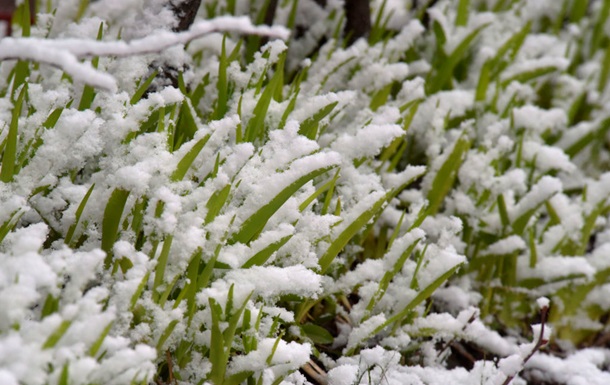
[537,297,550,309]
[512,105,567,136]
[482,235,527,256]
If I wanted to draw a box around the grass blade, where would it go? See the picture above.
[427,23,489,93]
[78,22,104,111]
[426,134,470,216]
[242,234,293,268]
[65,184,95,245]
[299,101,339,140]
[102,188,130,267]
[153,236,173,302]
[245,53,286,143]
[171,133,211,181]
[130,70,158,105]
[319,191,389,273]
[230,164,336,245]
[43,320,72,349]
[1,84,27,183]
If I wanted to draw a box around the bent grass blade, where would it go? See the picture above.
[65,184,95,245]
[102,188,130,268]
[230,165,337,245]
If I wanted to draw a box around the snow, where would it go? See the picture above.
[527,349,610,385]
[327,364,359,385]
[229,339,310,376]
[3,2,610,385]
[517,255,595,281]
[511,176,562,222]
[344,314,387,353]
[224,265,322,299]
[482,235,526,256]
[512,105,567,135]
[537,297,550,309]
[522,141,576,173]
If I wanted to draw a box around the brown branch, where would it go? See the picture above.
[344,0,371,46]
[501,305,549,385]
[170,0,202,32]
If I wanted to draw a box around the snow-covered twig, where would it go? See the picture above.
[501,299,551,385]
[0,16,290,91]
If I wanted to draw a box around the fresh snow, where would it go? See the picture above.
[3,1,610,385]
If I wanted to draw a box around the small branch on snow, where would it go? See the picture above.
[0,16,290,92]
[501,301,550,385]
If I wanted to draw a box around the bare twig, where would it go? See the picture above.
[501,305,550,385]
[0,16,290,91]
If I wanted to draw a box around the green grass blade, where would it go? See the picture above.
[565,118,610,157]
[223,292,252,351]
[65,184,95,245]
[492,21,531,72]
[156,319,179,351]
[242,234,293,268]
[153,236,173,302]
[570,0,588,23]
[230,165,337,245]
[43,100,72,129]
[76,0,90,20]
[319,191,389,273]
[78,22,104,111]
[299,169,340,212]
[41,294,59,318]
[299,101,339,140]
[346,263,461,355]
[591,0,610,54]
[58,363,69,385]
[102,188,130,267]
[365,233,422,316]
[213,35,229,120]
[14,0,31,37]
[205,184,232,224]
[225,371,254,385]
[426,135,470,215]
[501,65,561,87]
[208,298,227,384]
[286,0,299,30]
[1,85,27,183]
[497,194,510,229]
[245,54,286,142]
[383,265,460,330]
[171,133,211,181]
[427,23,489,94]
[579,202,607,255]
[301,323,334,344]
[475,59,492,102]
[130,70,158,105]
[129,272,150,310]
[512,179,561,235]
[456,0,470,26]
[89,322,113,357]
[43,320,72,349]
[173,101,199,150]
[182,249,202,317]
[0,210,24,243]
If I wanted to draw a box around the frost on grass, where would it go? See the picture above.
[4,0,610,384]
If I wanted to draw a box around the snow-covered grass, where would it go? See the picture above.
[3,0,610,384]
